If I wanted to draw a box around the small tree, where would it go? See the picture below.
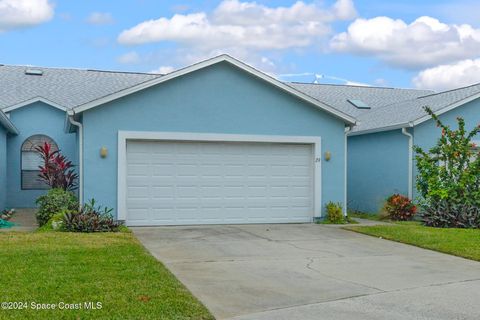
[36,142,78,191]
[414,107,480,227]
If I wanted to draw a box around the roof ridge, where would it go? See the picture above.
[86,69,162,76]
[417,82,480,98]
[288,81,433,92]
[0,63,162,76]
[355,95,425,120]
[358,83,480,125]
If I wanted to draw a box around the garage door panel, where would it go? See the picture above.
[127,186,150,197]
[126,140,315,226]
[127,163,150,175]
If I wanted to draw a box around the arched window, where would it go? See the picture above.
[21,135,58,190]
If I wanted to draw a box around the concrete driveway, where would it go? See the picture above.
[132,224,480,320]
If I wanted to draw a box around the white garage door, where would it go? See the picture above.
[125,140,314,226]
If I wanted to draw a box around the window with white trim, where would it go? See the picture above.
[21,135,58,190]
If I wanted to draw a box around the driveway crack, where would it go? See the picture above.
[305,257,386,292]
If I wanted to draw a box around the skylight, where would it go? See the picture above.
[25,69,43,76]
[347,99,370,109]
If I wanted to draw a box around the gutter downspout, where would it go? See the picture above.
[401,126,413,199]
[68,113,83,205]
[344,125,352,215]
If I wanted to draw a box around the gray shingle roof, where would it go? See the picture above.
[353,83,480,133]
[0,65,161,110]
[288,82,433,118]
[3,62,476,135]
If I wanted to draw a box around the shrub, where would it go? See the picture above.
[382,194,416,221]
[415,107,480,228]
[325,202,344,224]
[422,201,480,228]
[36,142,78,191]
[38,211,69,232]
[35,188,79,226]
[63,199,122,233]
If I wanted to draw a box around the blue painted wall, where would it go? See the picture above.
[348,98,480,213]
[413,98,480,200]
[6,102,77,207]
[347,129,409,213]
[0,126,7,211]
[82,62,348,218]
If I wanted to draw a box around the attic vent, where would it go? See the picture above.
[25,69,43,76]
[347,99,370,109]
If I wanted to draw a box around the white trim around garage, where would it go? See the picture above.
[117,131,323,223]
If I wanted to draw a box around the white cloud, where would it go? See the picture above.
[86,12,113,25]
[118,0,356,51]
[331,16,480,69]
[332,0,357,20]
[150,66,176,74]
[117,51,141,64]
[0,0,54,32]
[413,59,480,91]
[166,47,281,74]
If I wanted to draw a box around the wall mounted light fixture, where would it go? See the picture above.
[100,147,108,158]
[324,151,331,161]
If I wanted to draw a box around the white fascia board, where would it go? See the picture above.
[412,92,480,126]
[347,122,411,136]
[0,110,19,134]
[351,92,480,136]
[2,97,68,113]
[73,55,357,125]
[63,112,74,133]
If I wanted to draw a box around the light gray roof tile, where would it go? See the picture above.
[0,65,161,110]
[3,62,475,135]
[289,82,433,118]
[353,83,480,132]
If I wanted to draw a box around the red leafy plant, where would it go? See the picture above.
[381,194,417,221]
[35,142,78,191]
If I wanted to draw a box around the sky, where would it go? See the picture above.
[1,0,480,91]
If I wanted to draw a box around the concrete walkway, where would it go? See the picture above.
[133,224,480,320]
[0,208,37,232]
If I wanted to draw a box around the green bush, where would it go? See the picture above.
[63,199,122,233]
[381,194,416,221]
[35,188,78,226]
[415,107,480,228]
[325,202,344,224]
[37,211,69,232]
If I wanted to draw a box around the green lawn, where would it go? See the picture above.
[0,232,213,320]
[348,212,382,221]
[346,222,480,261]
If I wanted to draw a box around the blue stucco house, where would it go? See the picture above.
[1,54,478,224]
[0,55,358,226]
[347,85,480,213]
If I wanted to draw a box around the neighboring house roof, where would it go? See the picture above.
[3,55,479,135]
[0,110,18,134]
[289,83,433,118]
[0,64,160,110]
[352,82,480,134]
[71,55,357,125]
